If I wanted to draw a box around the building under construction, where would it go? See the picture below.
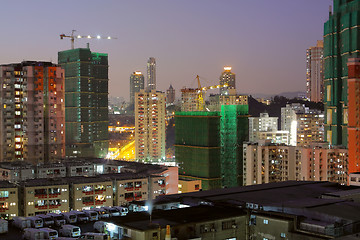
[58,47,109,159]
[175,104,249,190]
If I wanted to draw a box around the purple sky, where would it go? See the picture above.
[0,0,332,100]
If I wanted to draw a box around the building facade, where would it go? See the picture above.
[58,47,109,159]
[147,57,156,91]
[180,88,199,112]
[347,58,360,173]
[306,40,324,102]
[243,141,302,185]
[208,93,248,111]
[219,66,235,95]
[0,61,65,163]
[323,0,360,146]
[176,105,249,190]
[249,113,278,142]
[296,110,324,147]
[135,90,166,161]
[301,143,348,185]
[129,71,144,105]
[166,84,175,105]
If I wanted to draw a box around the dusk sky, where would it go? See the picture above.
[1,0,332,100]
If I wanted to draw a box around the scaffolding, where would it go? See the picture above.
[220,105,249,187]
[175,106,249,190]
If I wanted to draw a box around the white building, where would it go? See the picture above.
[135,90,166,161]
[281,103,309,146]
[249,113,278,142]
[281,103,324,147]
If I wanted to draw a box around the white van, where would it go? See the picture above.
[27,216,44,228]
[23,228,45,240]
[79,232,108,240]
[70,211,89,223]
[40,227,58,239]
[93,208,110,219]
[114,206,129,216]
[59,224,81,238]
[13,216,31,230]
[0,219,8,234]
[36,214,54,227]
[83,210,99,221]
[62,212,77,224]
[46,213,66,226]
[103,206,120,217]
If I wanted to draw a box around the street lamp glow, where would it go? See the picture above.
[97,35,101,39]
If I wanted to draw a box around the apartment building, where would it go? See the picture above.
[0,61,65,163]
[180,88,199,112]
[21,178,69,217]
[301,143,348,185]
[208,93,248,111]
[70,176,113,211]
[249,113,278,142]
[0,181,18,219]
[243,141,302,185]
[135,90,166,161]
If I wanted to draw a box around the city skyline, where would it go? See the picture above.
[0,0,331,100]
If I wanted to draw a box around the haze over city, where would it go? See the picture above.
[0,0,331,100]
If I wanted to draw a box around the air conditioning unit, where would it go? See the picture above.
[232,224,237,229]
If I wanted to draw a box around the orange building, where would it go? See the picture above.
[347,58,360,173]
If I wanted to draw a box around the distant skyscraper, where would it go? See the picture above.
[166,84,175,105]
[58,47,109,159]
[324,1,360,146]
[147,57,156,91]
[135,89,166,161]
[0,61,65,163]
[220,66,235,95]
[130,71,144,105]
[306,40,324,102]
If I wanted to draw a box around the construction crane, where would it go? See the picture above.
[195,75,228,111]
[60,30,117,49]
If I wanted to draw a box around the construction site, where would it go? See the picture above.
[175,75,249,190]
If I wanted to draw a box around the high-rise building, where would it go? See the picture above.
[135,89,166,161]
[324,0,360,146]
[0,61,65,163]
[180,88,199,112]
[295,110,324,147]
[58,47,109,159]
[147,57,156,91]
[219,66,235,95]
[166,84,175,105]
[208,93,248,111]
[281,103,309,145]
[301,142,348,185]
[306,40,324,102]
[248,113,278,142]
[129,71,144,105]
[243,141,302,185]
[175,105,249,190]
[281,104,324,147]
[347,58,360,173]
